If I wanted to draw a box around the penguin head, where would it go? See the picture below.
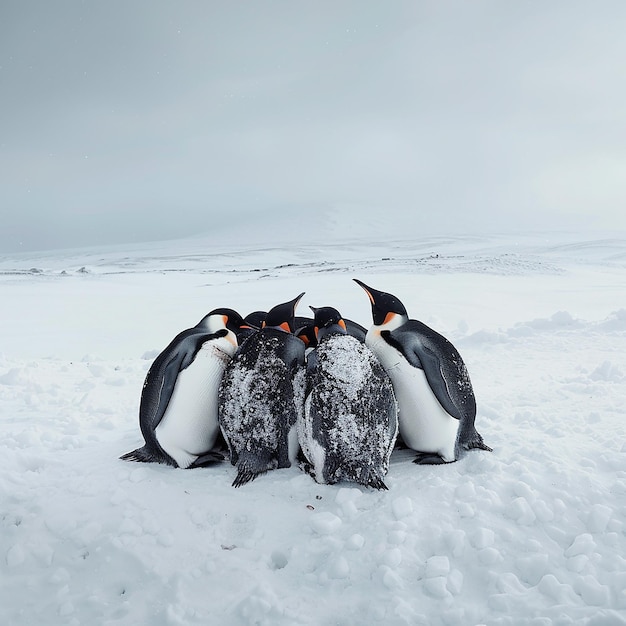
[201,308,250,341]
[310,306,347,342]
[295,324,317,349]
[353,279,408,328]
[262,292,305,333]
[243,310,267,330]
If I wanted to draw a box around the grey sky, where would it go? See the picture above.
[2,1,626,252]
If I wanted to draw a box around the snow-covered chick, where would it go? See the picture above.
[299,306,398,489]
[219,293,306,487]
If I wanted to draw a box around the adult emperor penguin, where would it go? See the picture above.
[120,308,247,468]
[299,306,398,489]
[354,280,491,464]
[219,293,306,487]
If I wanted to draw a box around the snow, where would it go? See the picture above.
[1,231,625,625]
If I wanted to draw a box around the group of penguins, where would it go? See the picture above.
[121,279,491,489]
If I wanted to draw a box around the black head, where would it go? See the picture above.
[310,305,347,341]
[263,292,305,333]
[353,279,408,326]
[295,323,317,349]
[202,307,249,335]
[294,315,313,330]
[244,310,267,330]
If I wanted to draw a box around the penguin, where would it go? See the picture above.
[354,280,492,464]
[239,311,267,343]
[219,293,307,487]
[295,324,318,352]
[244,310,267,329]
[120,308,247,468]
[299,306,398,489]
[294,315,368,346]
[342,318,368,343]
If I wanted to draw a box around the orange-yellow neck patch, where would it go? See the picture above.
[383,312,396,325]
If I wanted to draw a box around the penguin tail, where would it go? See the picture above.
[119,445,177,466]
[232,466,267,488]
[232,453,275,487]
[366,472,389,491]
[460,428,493,453]
[119,446,153,463]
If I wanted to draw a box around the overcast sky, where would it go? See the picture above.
[1,1,626,252]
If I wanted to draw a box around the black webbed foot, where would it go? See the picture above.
[412,452,453,465]
[188,450,226,468]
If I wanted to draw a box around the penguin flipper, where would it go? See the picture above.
[283,334,307,369]
[383,324,472,421]
[305,350,318,396]
[141,330,210,435]
[417,345,465,420]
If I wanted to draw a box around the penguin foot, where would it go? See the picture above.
[412,452,451,465]
[188,450,226,468]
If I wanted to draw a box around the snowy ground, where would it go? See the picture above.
[1,232,625,625]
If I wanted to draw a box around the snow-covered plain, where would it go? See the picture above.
[1,231,625,625]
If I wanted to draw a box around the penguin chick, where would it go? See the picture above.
[299,306,398,489]
[219,293,306,487]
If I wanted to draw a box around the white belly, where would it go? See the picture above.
[156,337,234,468]
[366,332,458,462]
